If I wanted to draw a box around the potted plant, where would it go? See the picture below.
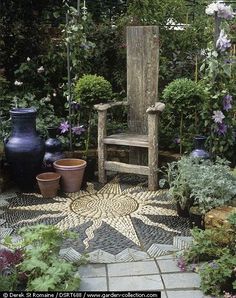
[161,156,196,217]
[74,74,113,182]
[188,158,236,228]
[161,156,236,225]
[161,78,207,154]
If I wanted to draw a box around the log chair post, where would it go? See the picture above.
[97,110,107,184]
[147,112,159,191]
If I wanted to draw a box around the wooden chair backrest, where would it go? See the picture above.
[127,26,160,135]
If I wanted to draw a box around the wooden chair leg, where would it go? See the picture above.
[148,148,158,191]
[98,143,107,184]
[98,110,107,184]
[148,113,159,191]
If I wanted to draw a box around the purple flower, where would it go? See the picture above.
[0,249,23,272]
[205,2,234,20]
[72,125,85,135]
[177,257,187,272]
[216,122,228,135]
[223,94,233,111]
[71,101,81,111]
[174,137,181,144]
[212,110,225,123]
[216,30,231,52]
[217,2,234,20]
[59,121,70,134]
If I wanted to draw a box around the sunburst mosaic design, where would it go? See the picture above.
[0,176,190,253]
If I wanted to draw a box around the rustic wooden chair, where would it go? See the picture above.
[94,26,165,190]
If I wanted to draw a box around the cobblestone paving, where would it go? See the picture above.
[0,175,191,261]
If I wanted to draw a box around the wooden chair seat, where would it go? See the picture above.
[103,133,149,148]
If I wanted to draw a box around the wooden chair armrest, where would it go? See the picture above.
[94,101,129,111]
[146,102,165,114]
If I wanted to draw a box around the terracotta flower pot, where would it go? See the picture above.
[53,158,87,192]
[36,172,61,198]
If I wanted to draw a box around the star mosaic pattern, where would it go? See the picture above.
[0,176,190,254]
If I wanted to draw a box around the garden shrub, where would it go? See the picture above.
[74,74,112,106]
[162,156,236,214]
[73,74,113,154]
[2,224,85,291]
[179,219,236,297]
[161,78,208,153]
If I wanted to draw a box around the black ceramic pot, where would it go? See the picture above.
[4,108,45,190]
[190,136,210,159]
[176,202,190,218]
[81,156,96,189]
[189,207,205,229]
[43,127,64,169]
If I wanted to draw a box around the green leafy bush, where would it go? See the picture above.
[74,74,113,155]
[161,156,193,209]
[182,228,233,264]
[161,78,208,153]
[74,74,112,107]
[3,224,85,291]
[162,78,205,105]
[162,156,236,213]
[189,159,236,214]
[179,225,236,297]
[199,253,236,297]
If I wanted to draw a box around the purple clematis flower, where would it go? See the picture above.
[72,125,85,135]
[217,2,234,20]
[212,110,225,123]
[177,257,187,272]
[173,137,181,144]
[216,122,228,135]
[216,30,231,52]
[223,94,233,111]
[59,121,70,134]
[205,1,234,20]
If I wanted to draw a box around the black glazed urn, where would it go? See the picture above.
[4,108,45,189]
[43,127,64,169]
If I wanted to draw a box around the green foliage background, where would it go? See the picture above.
[0,0,235,158]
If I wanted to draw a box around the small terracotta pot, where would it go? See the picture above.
[36,172,61,198]
[53,158,87,192]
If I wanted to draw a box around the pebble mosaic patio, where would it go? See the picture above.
[0,175,191,263]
